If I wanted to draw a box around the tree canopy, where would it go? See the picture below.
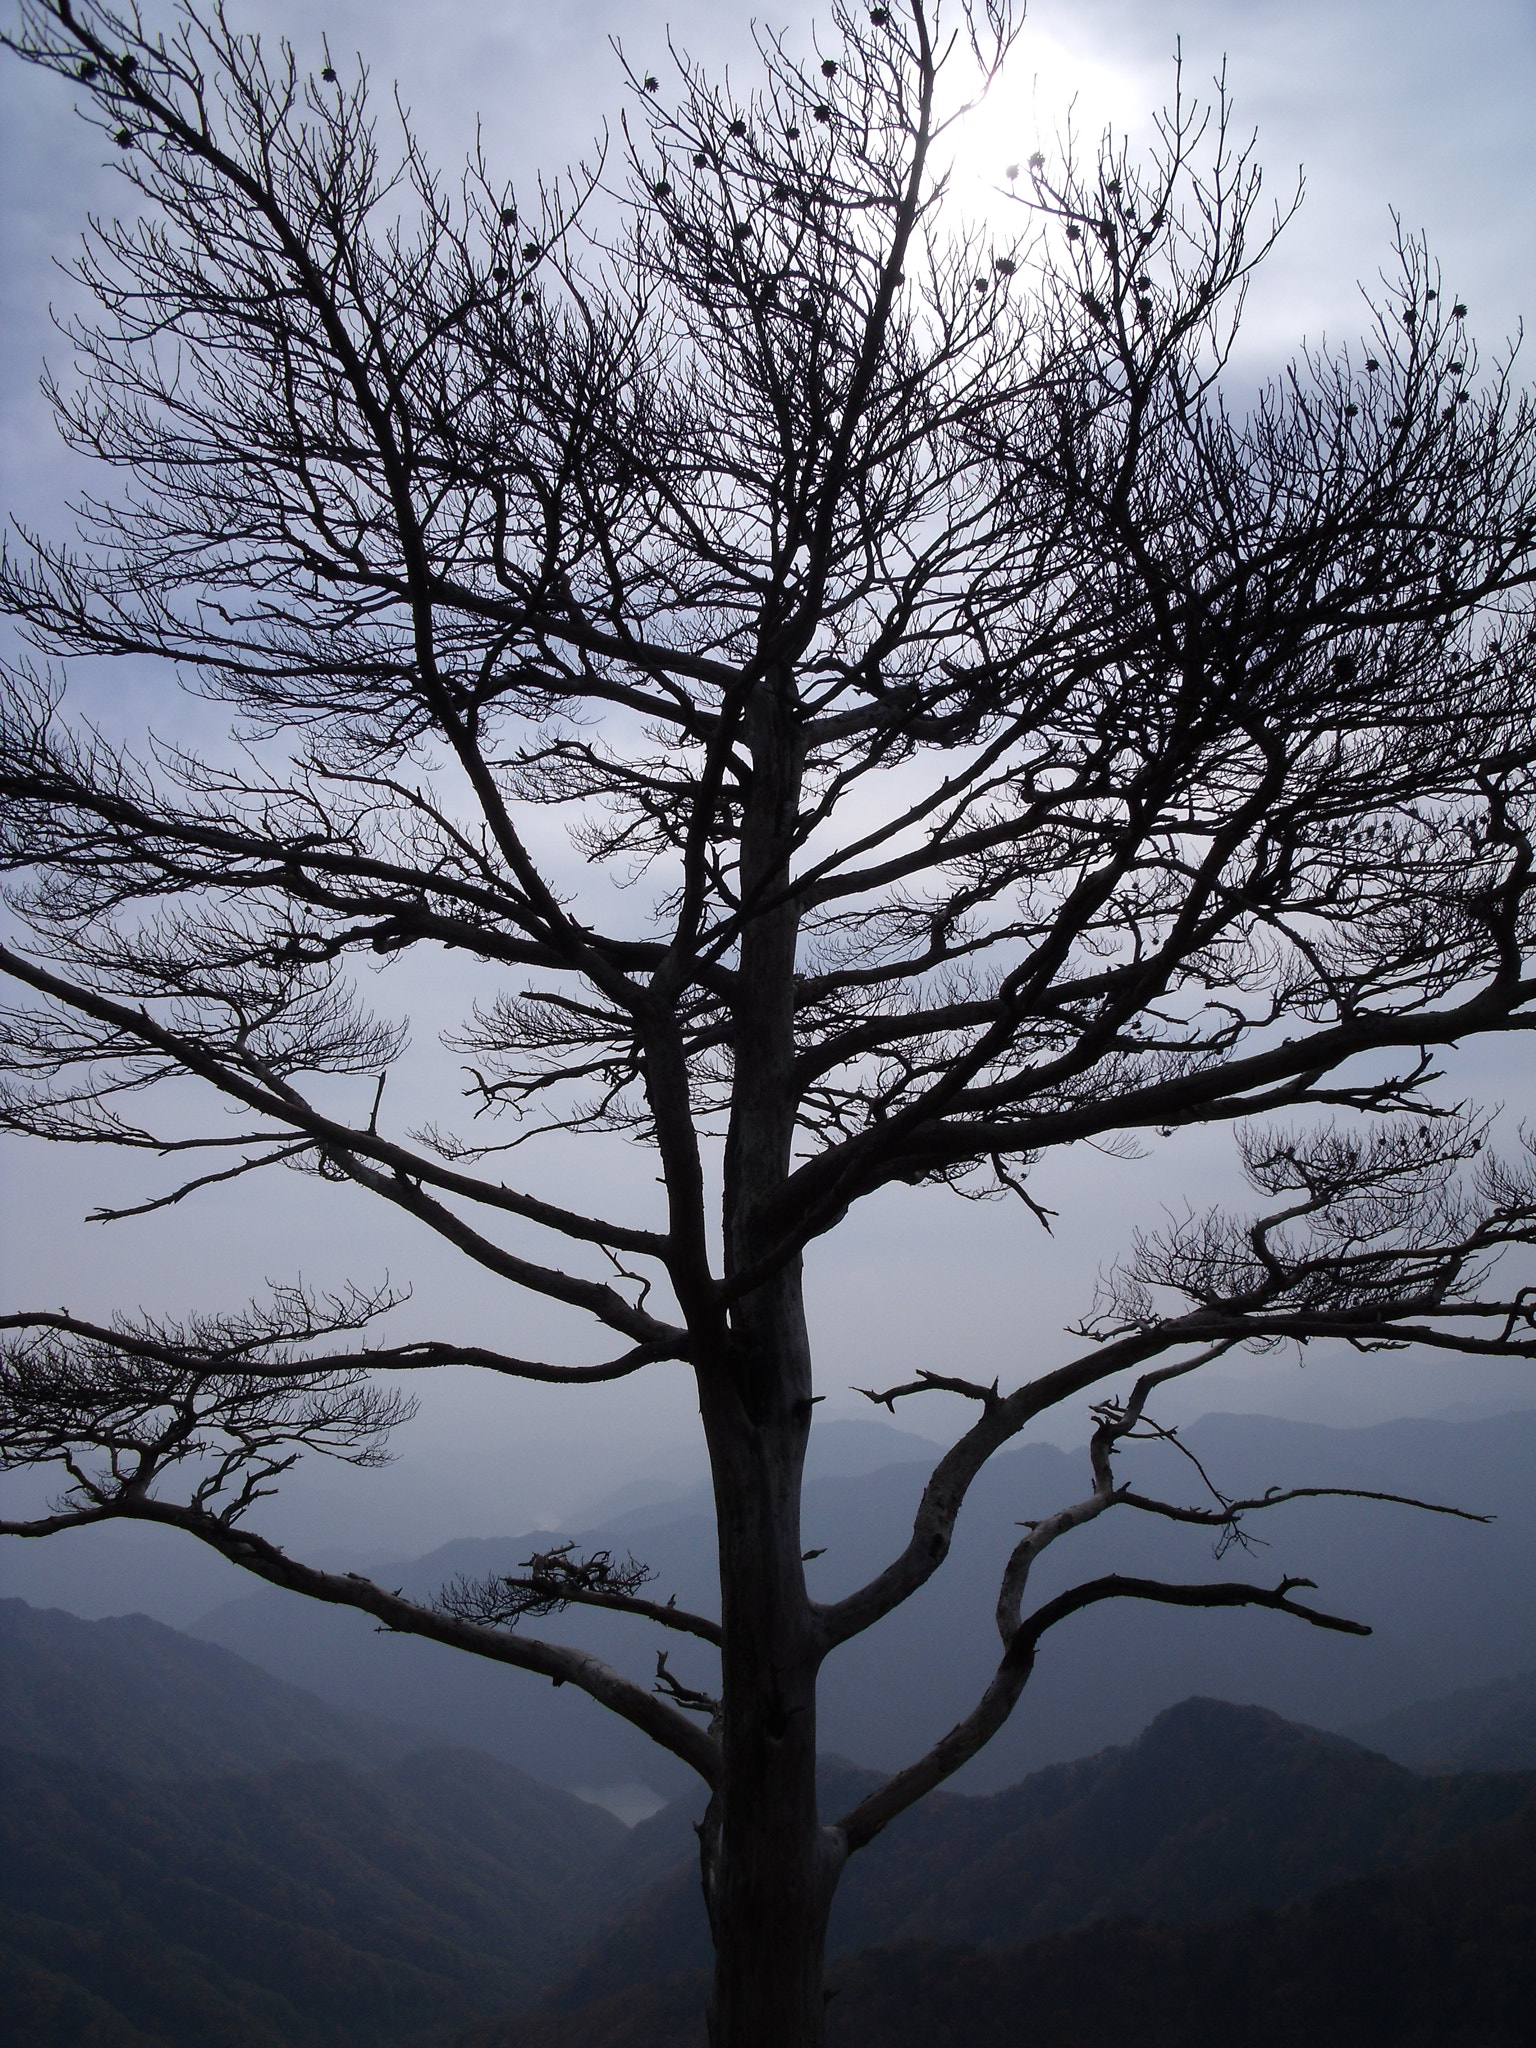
[4,2,1536,2042]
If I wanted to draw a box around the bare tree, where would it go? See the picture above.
[4,2,1536,2041]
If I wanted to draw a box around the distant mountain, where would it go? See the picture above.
[0,1599,425,1779]
[1349,1667,1536,1770]
[566,1418,944,1536]
[0,1598,684,2045]
[0,1743,634,2048]
[467,1810,1536,2048]
[546,1697,1535,2008]
[190,1410,1536,1797]
[834,1695,1530,1947]
[804,1417,942,1480]
[9,1588,1536,2048]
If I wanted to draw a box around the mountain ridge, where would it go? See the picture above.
[543,1695,1536,2010]
[1348,1666,1536,1770]
[0,1597,428,1779]
[0,1740,634,2046]
[6,1593,1536,2045]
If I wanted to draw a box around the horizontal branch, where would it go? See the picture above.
[744,981,1536,1295]
[0,942,682,1338]
[525,1584,721,1645]
[440,1545,721,1646]
[0,1310,683,1385]
[87,1140,317,1221]
[1119,1484,1493,1529]
[894,986,1536,1179]
[0,942,674,1264]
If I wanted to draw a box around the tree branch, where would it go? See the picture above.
[835,1572,1367,1851]
[439,1541,722,1646]
[0,1493,720,1784]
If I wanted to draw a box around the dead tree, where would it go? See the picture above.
[4,3,1536,2042]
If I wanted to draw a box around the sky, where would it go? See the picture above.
[3,0,1536,1580]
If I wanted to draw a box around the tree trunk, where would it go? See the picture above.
[697,1268,843,2048]
[699,673,841,2045]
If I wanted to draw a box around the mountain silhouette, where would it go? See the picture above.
[545,1696,1533,2008]
[0,1743,636,2045]
[1349,1665,1536,1770]
[5,1595,1535,2046]
[0,1598,424,1779]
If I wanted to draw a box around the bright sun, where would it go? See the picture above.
[945,26,1155,228]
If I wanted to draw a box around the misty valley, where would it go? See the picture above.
[6,1409,1536,2046]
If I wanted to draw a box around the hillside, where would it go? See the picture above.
[0,1601,667,2046]
[0,1599,424,1779]
[468,1810,1536,2048]
[0,1743,632,2048]
[21,1707,1523,2048]
[547,1697,1534,2008]
[5,1594,1536,2046]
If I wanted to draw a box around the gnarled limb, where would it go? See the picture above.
[1,1286,717,1777]
[817,1329,1240,1653]
[822,1115,1536,1655]
[1119,1482,1493,1532]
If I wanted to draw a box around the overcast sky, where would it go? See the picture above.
[3,0,1536,1574]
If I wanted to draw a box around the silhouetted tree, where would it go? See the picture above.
[4,3,1536,2042]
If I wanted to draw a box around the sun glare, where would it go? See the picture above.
[946,27,1154,230]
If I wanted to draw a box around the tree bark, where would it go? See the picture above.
[697,675,842,2046]
[697,1286,843,2048]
